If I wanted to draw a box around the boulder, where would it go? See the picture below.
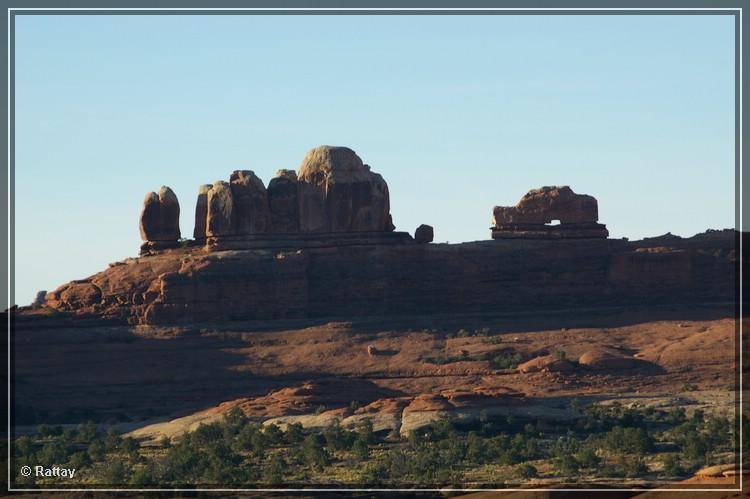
[139,186,181,242]
[58,282,102,309]
[31,290,47,308]
[493,186,599,226]
[193,184,212,240]
[230,170,271,234]
[139,192,161,242]
[206,181,235,237]
[578,349,639,370]
[517,355,576,373]
[297,146,395,233]
[414,224,434,244]
[268,169,300,233]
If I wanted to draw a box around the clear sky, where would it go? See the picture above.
[14,14,735,306]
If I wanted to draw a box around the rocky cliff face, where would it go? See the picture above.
[177,146,396,249]
[297,146,394,233]
[41,230,737,326]
[39,147,738,326]
[492,186,608,239]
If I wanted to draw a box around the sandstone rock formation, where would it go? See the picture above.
[41,229,737,325]
[492,186,608,239]
[189,147,398,244]
[414,224,434,244]
[31,290,47,309]
[297,146,395,233]
[267,169,300,233]
[578,348,639,370]
[494,186,598,225]
[206,181,235,237]
[139,186,181,242]
[229,170,271,234]
[193,184,212,240]
[517,355,576,373]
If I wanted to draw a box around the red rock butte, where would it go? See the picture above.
[36,145,737,326]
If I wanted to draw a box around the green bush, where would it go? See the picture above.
[662,454,682,477]
[492,352,523,369]
[302,434,329,471]
[263,453,285,485]
[515,463,538,479]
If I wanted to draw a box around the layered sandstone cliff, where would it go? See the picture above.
[31,146,740,326]
[42,230,737,326]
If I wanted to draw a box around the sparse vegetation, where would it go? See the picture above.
[10,401,737,488]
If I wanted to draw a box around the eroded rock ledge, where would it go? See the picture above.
[492,186,609,239]
[41,229,737,326]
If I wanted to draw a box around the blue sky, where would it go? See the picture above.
[14,14,735,305]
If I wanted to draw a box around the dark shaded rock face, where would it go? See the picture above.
[139,186,180,242]
[230,170,271,234]
[206,181,235,237]
[492,186,607,239]
[193,184,212,240]
[41,231,737,325]
[297,146,394,233]
[415,224,434,244]
[268,169,300,233]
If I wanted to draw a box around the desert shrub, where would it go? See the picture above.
[352,437,370,460]
[682,433,708,466]
[37,440,69,467]
[356,418,375,445]
[706,416,731,449]
[425,355,452,365]
[264,423,285,446]
[667,407,687,425]
[263,453,285,485]
[624,457,649,478]
[120,437,140,456]
[302,434,329,471]
[67,451,91,470]
[602,426,653,454]
[104,427,122,453]
[515,463,538,479]
[77,421,98,443]
[464,431,487,464]
[360,462,389,485]
[14,436,34,457]
[284,422,304,444]
[88,439,105,461]
[554,454,579,476]
[323,422,355,451]
[492,352,523,369]
[190,423,223,448]
[576,447,601,468]
[129,462,158,486]
[662,454,682,477]
[222,407,247,435]
[554,349,567,360]
[102,459,129,484]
